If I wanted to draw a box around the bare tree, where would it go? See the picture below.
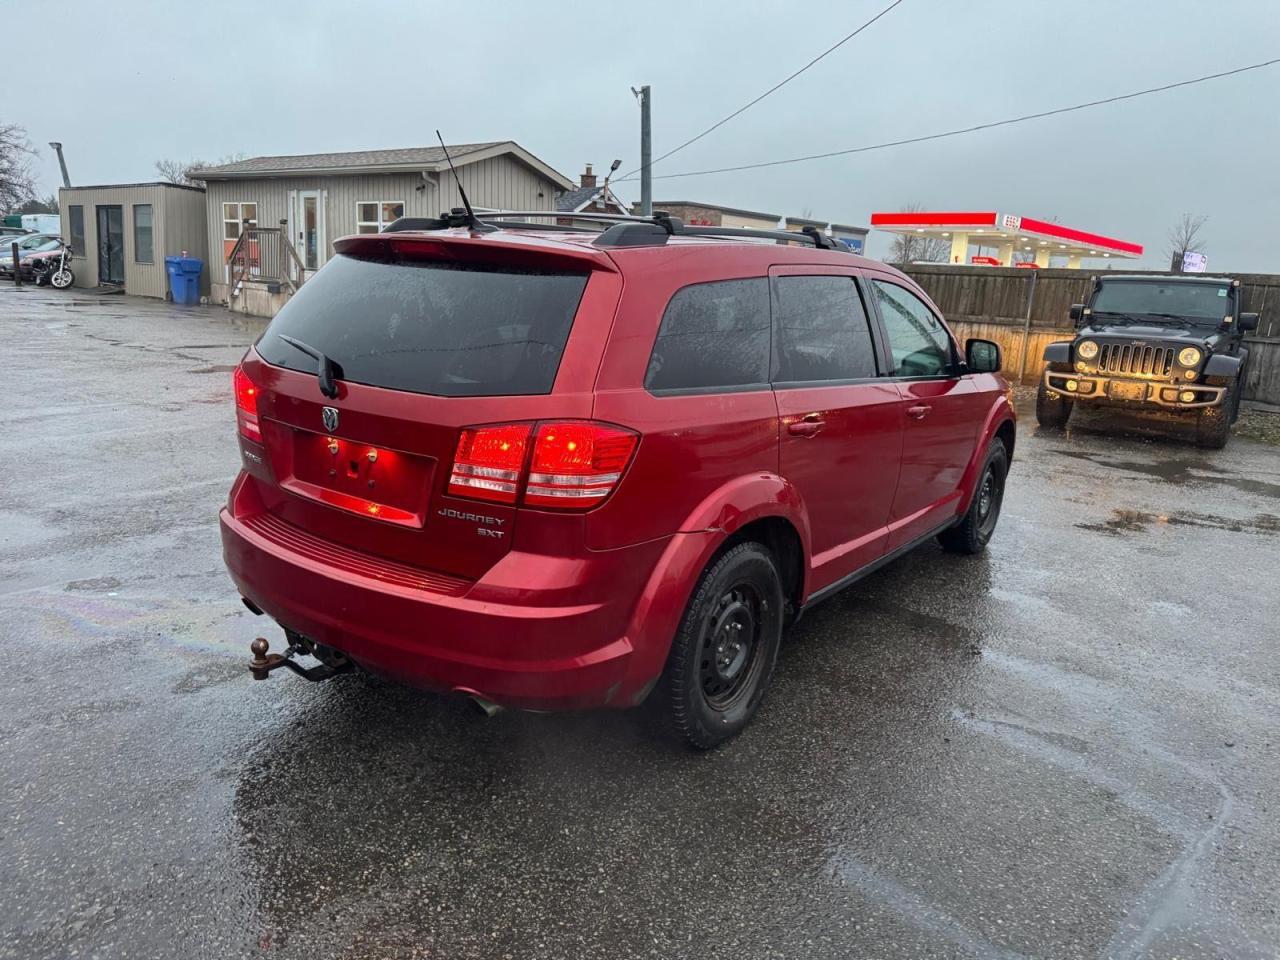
[0,123,38,212]
[1166,213,1208,271]
[16,193,58,215]
[886,202,949,264]
[155,153,246,185]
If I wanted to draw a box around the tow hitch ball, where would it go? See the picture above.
[248,636,353,682]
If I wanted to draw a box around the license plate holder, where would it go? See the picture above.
[1109,380,1146,401]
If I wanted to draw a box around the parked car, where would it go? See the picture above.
[0,233,62,277]
[1037,274,1257,448]
[222,215,1016,748]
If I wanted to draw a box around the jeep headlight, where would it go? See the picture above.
[1178,346,1202,367]
[1076,340,1099,361]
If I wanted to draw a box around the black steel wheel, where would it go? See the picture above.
[939,437,1009,555]
[655,542,784,750]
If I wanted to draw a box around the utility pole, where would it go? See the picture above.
[48,142,71,189]
[637,85,652,216]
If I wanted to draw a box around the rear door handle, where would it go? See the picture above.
[906,404,932,420]
[787,415,826,437]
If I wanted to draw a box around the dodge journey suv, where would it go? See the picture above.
[221,212,1016,748]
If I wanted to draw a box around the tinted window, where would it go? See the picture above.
[133,204,153,263]
[256,254,589,397]
[68,206,85,254]
[645,278,770,392]
[773,275,878,382]
[871,280,953,377]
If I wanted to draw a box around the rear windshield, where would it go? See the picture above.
[256,254,590,397]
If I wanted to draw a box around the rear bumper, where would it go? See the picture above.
[220,500,698,711]
[1043,370,1225,410]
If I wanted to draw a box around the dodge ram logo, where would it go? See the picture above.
[321,406,339,432]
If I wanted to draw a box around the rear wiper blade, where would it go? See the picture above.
[277,335,342,399]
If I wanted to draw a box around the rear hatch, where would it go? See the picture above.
[235,231,620,581]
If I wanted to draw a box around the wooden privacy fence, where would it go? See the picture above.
[899,265,1280,404]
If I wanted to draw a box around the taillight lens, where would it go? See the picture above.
[525,422,638,509]
[233,366,261,441]
[446,420,639,510]
[448,423,532,503]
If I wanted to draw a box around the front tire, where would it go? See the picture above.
[1196,382,1235,449]
[939,438,1009,555]
[1036,377,1073,428]
[51,267,74,289]
[655,542,784,750]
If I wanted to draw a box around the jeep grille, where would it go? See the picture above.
[1096,343,1174,378]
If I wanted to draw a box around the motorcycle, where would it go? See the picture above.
[31,242,75,289]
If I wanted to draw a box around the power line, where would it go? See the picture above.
[619,0,906,181]
[617,57,1280,184]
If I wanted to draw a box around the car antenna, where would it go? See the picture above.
[436,131,495,234]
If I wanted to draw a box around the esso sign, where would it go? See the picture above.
[1000,214,1023,231]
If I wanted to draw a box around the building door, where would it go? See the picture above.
[293,190,324,272]
[96,205,125,285]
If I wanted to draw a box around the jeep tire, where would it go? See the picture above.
[939,437,1009,555]
[1196,380,1236,449]
[655,542,784,750]
[1036,378,1073,428]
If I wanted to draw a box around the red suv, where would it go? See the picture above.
[221,214,1015,748]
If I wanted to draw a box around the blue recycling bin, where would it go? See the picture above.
[165,255,203,305]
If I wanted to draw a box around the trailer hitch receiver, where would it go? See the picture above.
[248,636,353,682]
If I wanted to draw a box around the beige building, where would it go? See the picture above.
[190,142,574,313]
[639,200,869,253]
[57,182,208,298]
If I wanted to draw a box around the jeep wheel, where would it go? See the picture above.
[1036,378,1073,428]
[655,542,784,750]
[939,438,1009,555]
[1196,382,1235,449]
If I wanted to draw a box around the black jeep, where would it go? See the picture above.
[1037,274,1258,448]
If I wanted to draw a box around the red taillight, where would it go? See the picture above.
[233,366,261,441]
[524,422,638,508]
[447,423,532,503]
[447,420,638,511]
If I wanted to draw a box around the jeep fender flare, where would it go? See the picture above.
[617,473,813,701]
[1204,352,1244,380]
[1042,341,1072,364]
[957,396,1017,516]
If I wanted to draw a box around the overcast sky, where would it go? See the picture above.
[9,0,1279,270]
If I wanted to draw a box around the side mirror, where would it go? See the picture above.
[966,338,1001,374]
[1068,303,1085,323]
[1239,312,1259,332]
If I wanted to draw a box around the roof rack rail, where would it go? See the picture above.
[385,210,851,252]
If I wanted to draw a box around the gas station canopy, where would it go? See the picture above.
[869,211,1144,269]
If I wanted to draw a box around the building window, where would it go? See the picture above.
[356,201,405,233]
[69,205,85,255]
[133,204,154,263]
[223,202,258,240]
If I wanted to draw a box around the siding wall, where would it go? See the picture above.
[202,156,561,301]
[57,184,209,298]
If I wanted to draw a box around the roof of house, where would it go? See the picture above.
[189,141,575,191]
[556,183,629,214]
[59,181,205,194]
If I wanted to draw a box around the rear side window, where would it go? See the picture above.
[772,275,878,383]
[645,278,770,393]
[256,254,590,397]
[871,280,954,378]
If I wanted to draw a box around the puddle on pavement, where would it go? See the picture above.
[187,364,237,374]
[1054,448,1280,499]
[1077,508,1280,536]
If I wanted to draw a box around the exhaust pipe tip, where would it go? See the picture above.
[454,688,504,718]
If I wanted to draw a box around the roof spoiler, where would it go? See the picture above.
[383,210,848,251]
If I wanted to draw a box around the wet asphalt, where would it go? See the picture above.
[1,284,1278,960]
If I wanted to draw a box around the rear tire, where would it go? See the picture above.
[1036,377,1073,428]
[655,542,784,750]
[1196,382,1235,449]
[939,438,1009,555]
